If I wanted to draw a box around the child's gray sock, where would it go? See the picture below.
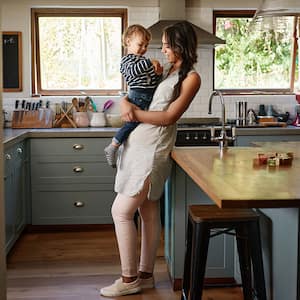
[104,144,118,168]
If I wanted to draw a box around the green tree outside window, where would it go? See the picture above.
[214,14,297,92]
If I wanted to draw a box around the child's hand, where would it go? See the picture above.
[151,59,163,75]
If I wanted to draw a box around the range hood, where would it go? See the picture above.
[251,0,300,36]
[254,0,300,17]
[147,0,225,48]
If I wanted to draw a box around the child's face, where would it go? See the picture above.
[126,33,149,56]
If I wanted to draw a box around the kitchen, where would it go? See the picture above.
[1,0,300,299]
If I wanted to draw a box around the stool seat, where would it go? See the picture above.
[189,205,259,223]
[181,205,267,300]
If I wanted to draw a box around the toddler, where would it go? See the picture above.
[104,24,163,167]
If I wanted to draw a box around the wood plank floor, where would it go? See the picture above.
[6,226,244,300]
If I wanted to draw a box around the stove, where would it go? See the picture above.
[175,118,235,147]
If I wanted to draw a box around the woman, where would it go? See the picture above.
[100,20,201,297]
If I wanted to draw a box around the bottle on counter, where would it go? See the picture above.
[247,109,257,125]
[258,104,266,116]
[266,105,273,116]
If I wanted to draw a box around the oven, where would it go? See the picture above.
[175,118,235,147]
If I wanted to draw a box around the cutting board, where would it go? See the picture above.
[258,121,287,127]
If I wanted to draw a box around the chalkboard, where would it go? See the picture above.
[2,31,22,92]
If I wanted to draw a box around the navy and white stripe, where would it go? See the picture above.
[120,54,161,89]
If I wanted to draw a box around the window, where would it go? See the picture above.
[214,11,299,93]
[31,8,127,96]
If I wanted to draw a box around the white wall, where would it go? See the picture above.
[1,0,298,122]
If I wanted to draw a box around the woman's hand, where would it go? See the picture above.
[120,96,139,122]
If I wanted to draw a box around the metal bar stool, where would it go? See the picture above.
[181,205,267,300]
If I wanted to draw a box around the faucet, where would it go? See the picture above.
[208,90,235,150]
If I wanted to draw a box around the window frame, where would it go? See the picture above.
[31,8,127,96]
[213,10,298,95]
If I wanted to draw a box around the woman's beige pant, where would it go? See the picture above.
[111,179,161,277]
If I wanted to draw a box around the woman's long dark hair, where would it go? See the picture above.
[163,21,198,101]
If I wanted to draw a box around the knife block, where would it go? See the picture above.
[12,109,53,128]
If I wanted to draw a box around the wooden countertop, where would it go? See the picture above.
[171,144,300,208]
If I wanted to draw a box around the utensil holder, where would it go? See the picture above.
[53,104,77,128]
[73,112,89,128]
[89,112,106,127]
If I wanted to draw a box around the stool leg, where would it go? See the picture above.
[248,220,267,300]
[181,217,193,300]
[190,223,210,300]
[236,225,253,300]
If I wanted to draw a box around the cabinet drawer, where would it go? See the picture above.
[32,188,115,225]
[31,160,116,184]
[31,138,111,156]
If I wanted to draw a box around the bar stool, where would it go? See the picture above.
[181,205,267,300]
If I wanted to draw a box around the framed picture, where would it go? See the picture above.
[2,31,22,92]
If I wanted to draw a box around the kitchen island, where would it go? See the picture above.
[167,144,300,299]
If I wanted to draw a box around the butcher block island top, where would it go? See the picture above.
[171,143,300,209]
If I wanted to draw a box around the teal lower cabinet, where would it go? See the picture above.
[164,163,235,291]
[257,208,300,300]
[235,133,300,300]
[4,141,28,254]
[30,138,116,225]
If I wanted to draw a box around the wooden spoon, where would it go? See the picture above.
[84,97,90,112]
[72,97,80,112]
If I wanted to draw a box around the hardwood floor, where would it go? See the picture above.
[6,226,244,300]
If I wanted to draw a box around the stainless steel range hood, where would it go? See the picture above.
[147,0,225,48]
[254,0,300,17]
[252,0,300,33]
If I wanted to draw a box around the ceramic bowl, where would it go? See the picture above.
[106,113,125,128]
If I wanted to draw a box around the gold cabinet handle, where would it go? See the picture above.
[16,147,23,154]
[74,201,85,207]
[5,153,12,160]
[73,144,84,150]
[73,166,84,173]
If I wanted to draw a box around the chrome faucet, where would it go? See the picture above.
[208,90,235,150]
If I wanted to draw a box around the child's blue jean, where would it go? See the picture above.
[114,89,153,144]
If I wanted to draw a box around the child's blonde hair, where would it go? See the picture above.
[122,24,151,47]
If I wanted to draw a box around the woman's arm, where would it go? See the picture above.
[124,71,201,126]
